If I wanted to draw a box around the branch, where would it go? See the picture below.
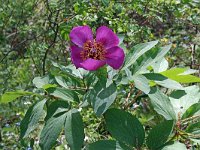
[42,1,60,75]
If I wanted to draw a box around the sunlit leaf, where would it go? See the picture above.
[1,91,34,103]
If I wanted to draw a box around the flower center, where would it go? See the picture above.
[80,40,106,60]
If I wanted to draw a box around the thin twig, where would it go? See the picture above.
[182,114,200,123]
[124,88,143,110]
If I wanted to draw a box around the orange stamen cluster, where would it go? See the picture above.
[80,40,106,60]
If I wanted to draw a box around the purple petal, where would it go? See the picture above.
[70,25,93,47]
[70,45,84,68]
[80,58,106,71]
[105,46,125,69]
[96,26,119,49]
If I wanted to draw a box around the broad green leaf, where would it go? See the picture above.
[1,91,34,103]
[89,80,117,116]
[45,100,69,121]
[133,44,171,74]
[87,140,131,150]
[169,85,200,119]
[65,109,84,150]
[182,103,200,119]
[105,108,145,148]
[39,112,67,150]
[144,73,183,89]
[147,120,174,150]
[160,68,200,83]
[20,99,46,138]
[162,142,187,150]
[52,62,88,79]
[133,75,150,94]
[46,87,79,102]
[55,76,70,89]
[55,75,82,89]
[148,88,176,120]
[33,75,55,89]
[123,40,158,69]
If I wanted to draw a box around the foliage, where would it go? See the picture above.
[1,0,200,150]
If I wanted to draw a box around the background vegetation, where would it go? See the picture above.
[0,0,200,149]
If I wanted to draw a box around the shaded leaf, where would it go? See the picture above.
[182,103,200,119]
[105,108,145,148]
[87,140,131,150]
[186,121,200,133]
[20,99,46,138]
[45,100,69,121]
[147,120,174,150]
[65,109,84,150]
[39,112,67,150]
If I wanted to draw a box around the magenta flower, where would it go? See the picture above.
[69,25,125,71]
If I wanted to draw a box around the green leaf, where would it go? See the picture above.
[45,100,69,121]
[20,99,46,139]
[182,103,200,119]
[33,75,55,89]
[169,85,200,119]
[105,108,145,148]
[52,62,88,79]
[55,75,82,89]
[123,40,158,69]
[147,120,174,150]
[95,66,107,80]
[46,87,79,102]
[133,75,151,94]
[148,88,176,120]
[152,58,168,73]
[1,91,34,103]
[89,80,117,116]
[144,73,183,89]
[160,68,200,83]
[162,142,187,150]
[87,140,131,150]
[133,44,171,74]
[55,76,70,89]
[39,111,67,150]
[102,0,110,6]
[65,109,84,150]
[186,121,200,133]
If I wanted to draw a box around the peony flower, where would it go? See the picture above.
[69,25,125,71]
